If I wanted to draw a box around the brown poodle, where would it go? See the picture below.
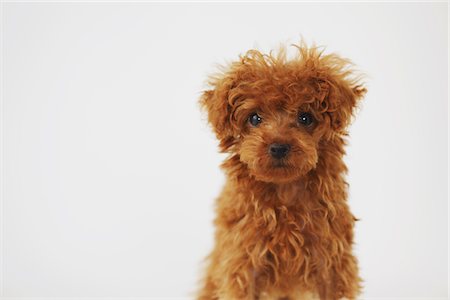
[198,42,366,300]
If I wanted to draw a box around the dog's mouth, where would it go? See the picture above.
[249,160,304,183]
[271,160,288,168]
[247,154,319,183]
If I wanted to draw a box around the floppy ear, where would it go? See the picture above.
[200,75,238,151]
[317,76,367,133]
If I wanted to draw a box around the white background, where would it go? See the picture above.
[2,2,448,299]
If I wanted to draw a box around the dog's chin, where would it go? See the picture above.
[249,162,313,184]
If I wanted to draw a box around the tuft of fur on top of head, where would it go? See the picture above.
[200,42,366,151]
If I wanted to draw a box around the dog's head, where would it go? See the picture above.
[201,44,366,183]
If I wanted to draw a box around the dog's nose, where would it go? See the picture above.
[269,143,291,159]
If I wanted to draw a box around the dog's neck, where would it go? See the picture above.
[272,180,310,206]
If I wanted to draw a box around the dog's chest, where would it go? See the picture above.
[249,184,326,278]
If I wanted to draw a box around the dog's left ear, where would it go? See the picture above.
[317,76,367,133]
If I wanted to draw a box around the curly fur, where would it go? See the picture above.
[198,42,366,300]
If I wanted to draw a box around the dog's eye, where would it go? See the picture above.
[249,113,262,127]
[298,112,314,126]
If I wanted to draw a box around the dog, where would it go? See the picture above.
[198,42,366,300]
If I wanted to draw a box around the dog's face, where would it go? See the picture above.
[202,47,366,183]
[236,93,323,183]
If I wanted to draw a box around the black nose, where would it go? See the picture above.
[269,143,291,159]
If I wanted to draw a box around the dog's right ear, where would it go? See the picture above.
[200,75,238,151]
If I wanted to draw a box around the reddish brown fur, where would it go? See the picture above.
[198,43,366,300]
